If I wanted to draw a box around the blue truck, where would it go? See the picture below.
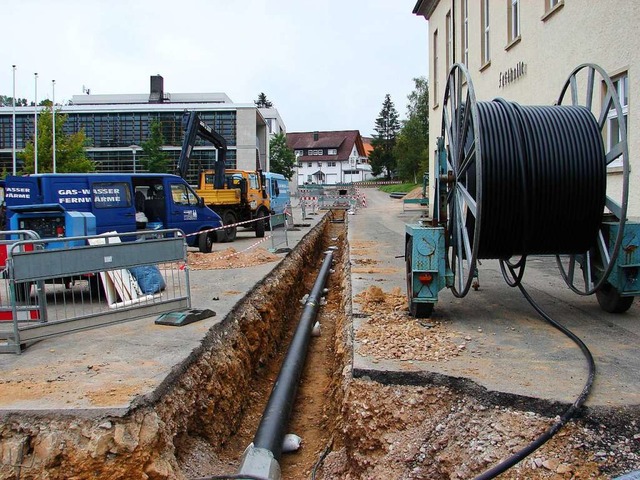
[3,173,223,253]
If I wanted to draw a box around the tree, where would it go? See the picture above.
[395,77,430,182]
[18,106,95,173]
[394,115,428,183]
[141,119,170,173]
[255,92,273,108]
[269,133,296,180]
[0,95,28,107]
[370,94,401,179]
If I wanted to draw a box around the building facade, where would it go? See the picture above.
[0,76,286,185]
[287,130,372,186]
[413,0,638,216]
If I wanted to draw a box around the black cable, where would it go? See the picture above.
[473,283,596,480]
[464,98,601,478]
[475,100,605,261]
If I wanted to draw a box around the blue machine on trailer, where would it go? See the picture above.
[405,63,640,317]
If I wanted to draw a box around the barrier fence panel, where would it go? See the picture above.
[269,213,290,253]
[0,230,190,354]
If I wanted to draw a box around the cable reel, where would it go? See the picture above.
[439,63,629,299]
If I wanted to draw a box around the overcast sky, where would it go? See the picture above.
[3,0,428,137]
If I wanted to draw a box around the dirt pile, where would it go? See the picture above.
[187,247,280,270]
[354,286,463,362]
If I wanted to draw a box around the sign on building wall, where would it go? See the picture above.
[499,61,527,88]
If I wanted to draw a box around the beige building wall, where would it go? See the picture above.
[415,0,639,217]
[235,107,268,171]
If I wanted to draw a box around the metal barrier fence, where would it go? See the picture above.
[269,213,290,253]
[0,230,190,354]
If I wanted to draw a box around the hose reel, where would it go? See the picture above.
[440,63,629,298]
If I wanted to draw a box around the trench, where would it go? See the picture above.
[176,217,351,479]
[0,206,637,479]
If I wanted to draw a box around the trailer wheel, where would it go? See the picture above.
[405,237,434,318]
[596,282,634,313]
[199,231,214,253]
[255,210,266,238]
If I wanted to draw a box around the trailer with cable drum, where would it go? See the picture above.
[406,62,638,317]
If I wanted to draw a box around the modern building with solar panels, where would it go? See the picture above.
[0,75,285,185]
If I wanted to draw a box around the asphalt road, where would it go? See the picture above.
[349,188,640,411]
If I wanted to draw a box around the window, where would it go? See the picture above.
[248,173,259,190]
[433,29,439,103]
[92,182,131,208]
[307,162,312,167]
[294,149,303,156]
[170,183,198,206]
[328,148,337,155]
[317,162,322,168]
[328,161,336,167]
[446,10,452,73]
[543,0,563,20]
[547,0,561,9]
[461,0,469,65]
[297,162,303,168]
[507,0,520,43]
[481,0,490,65]
[606,73,628,168]
[308,149,323,155]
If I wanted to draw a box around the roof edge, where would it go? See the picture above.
[412,0,439,19]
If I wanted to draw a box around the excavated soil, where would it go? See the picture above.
[0,206,638,479]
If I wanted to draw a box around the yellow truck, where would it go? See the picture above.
[177,112,271,243]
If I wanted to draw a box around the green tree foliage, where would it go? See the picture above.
[141,119,170,173]
[395,77,430,182]
[18,106,95,174]
[370,94,401,179]
[269,133,296,180]
[255,92,273,108]
[0,95,28,107]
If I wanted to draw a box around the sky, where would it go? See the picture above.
[3,0,428,137]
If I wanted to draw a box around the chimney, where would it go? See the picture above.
[149,75,164,103]
[313,131,319,141]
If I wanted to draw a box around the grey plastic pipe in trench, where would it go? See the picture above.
[237,250,334,479]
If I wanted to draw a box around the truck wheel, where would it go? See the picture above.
[596,282,634,313]
[255,210,266,238]
[222,211,237,242]
[405,237,434,318]
[199,231,214,253]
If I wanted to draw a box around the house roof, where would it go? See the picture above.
[361,136,374,158]
[287,130,366,161]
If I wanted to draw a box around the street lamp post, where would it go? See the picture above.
[11,65,16,175]
[34,73,38,174]
[130,145,140,173]
[52,80,56,173]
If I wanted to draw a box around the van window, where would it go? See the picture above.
[92,182,131,208]
[171,183,199,206]
[271,179,279,197]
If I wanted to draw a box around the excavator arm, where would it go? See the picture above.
[176,111,228,189]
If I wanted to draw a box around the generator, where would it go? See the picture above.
[406,63,638,316]
[8,204,96,249]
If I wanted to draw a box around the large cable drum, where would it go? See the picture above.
[441,63,629,297]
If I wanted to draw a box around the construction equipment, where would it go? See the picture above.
[406,63,638,317]
[177,112,273,242]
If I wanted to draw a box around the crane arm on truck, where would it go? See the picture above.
[176,111,227,189]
